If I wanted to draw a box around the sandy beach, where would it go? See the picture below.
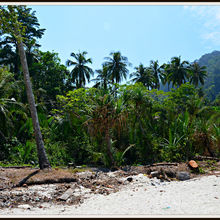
[1,174,220,217]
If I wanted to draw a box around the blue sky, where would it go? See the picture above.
[30,4,220,85]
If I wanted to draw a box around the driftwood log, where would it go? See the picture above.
[145,162,179,167]
[16,170,40,187]
[0,166,33,169]
[193,155,220,161]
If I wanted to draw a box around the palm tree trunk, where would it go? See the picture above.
[104,79,107,90]
[17,39,51,170]
[105,128,115,167]
[205,134,215,157]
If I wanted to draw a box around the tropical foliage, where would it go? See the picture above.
[103,51,131,84]
[0,5,220,169]
[66,51,94,89]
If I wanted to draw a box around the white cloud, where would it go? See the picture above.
[183,5,189,10]
[203,31,220,45]
[184,6,220,45]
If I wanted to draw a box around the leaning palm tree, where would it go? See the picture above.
[66,51,94,88]
[188,62,207,87]
[0,6,51,169]
[103,51,131,84]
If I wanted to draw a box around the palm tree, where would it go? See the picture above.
[103,51,131,84]
[85,93,127,167]
[0,6,51,169]
[17,37,51,170]
[130,63,146,84]
[66,51,94,89]
[188,62,207,87]
[149,60,162,90]
[0,6,45,79]
[159,63,170,91]
[92,65,110,90]
[168,56,189,88]
[130,64,154,90]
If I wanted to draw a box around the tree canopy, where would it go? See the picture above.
[0,5,219,170]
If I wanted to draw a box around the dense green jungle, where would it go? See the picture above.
[0,6,220,169]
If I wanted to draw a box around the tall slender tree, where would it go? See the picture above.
[168,56,189,88]
[130,63,146,84]
[66,51,94,89]
[103,51,131,84]
[0,6,45,79]
[159,63,172,91]
[0,5,51,169]
[149,60,162,90]
[188,62,207,87]
[130,63,154,89]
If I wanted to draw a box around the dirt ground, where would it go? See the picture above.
[0,158,220,210]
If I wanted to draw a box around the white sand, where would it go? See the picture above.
[1,174,220,217]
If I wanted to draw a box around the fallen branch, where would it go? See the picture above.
[26,177,78,186]
[193,155,220,161]
[146,162,179,167]
[15,169,40,187]
[0,166,33,169]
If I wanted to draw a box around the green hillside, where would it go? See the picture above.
[197,50,220,100]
